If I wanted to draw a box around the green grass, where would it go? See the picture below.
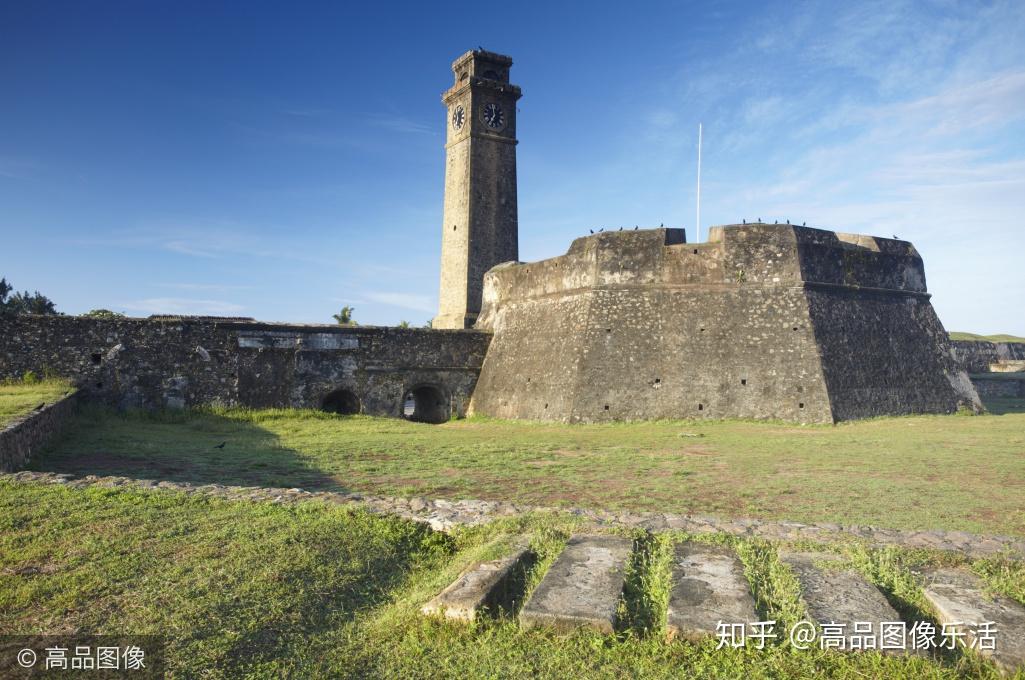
[31,404,1025,536]
[0,377,72,427]
[2,480,1021,678]
[949,332,1025,343]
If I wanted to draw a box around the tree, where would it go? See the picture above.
[398,320,410,328]
[0,277,58,315]
[422,319,433,328]
[83,309,125,319]
[332,306,356,326]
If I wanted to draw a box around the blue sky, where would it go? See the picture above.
[2,1,1023,333]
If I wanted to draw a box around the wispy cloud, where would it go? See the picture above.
[66,222,342,267]
[282,107,332,118]
[163,240,221,258]
[366,114,436,136]
[120,297,247,316]
[362,291,434,312]
[158,282,257,292]
[0,157,41,179]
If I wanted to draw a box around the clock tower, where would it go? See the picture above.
[434,49,522,329]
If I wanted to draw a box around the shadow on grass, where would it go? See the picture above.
[0,479,455,677]
[29,404,348,492]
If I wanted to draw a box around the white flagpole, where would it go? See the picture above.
[696,123,702,243]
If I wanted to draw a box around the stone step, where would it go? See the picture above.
[666,542,758,641]
[422,538,532,621]
[921,567,1025,675]
[519,534,633,634]
[781,551,907,654]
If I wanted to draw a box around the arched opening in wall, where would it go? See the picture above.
[322,389,361,416]
[402,384,449,424]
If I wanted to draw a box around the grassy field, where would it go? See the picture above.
[949,332,1025,343]
[1,479,1020,678]
[0,378,72,427]
[30,402,1025,537]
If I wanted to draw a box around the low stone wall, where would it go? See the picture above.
[951,340,1025,373]
[971,374,1025,399]
[0,392,79,472]
[0,315,491,420]
[3,470,1021,559]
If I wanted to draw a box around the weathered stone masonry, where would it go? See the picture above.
[470,223,981,424]
[0,391,80,473]
[0,316,491,421]
[951,339,1025,373]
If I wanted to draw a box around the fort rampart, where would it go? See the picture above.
[470,224,980,423]
[0,316,490,422]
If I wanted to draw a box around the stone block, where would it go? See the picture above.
[666,542,757,641]
[922,568,1025,674]
[519,534,632,634]
[781,551,906,654]
[422,538,532,621]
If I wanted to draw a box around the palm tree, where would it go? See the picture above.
[332,306,356,326]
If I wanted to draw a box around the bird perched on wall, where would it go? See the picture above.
[599,228,604,232]
[589,229,594,234]
[634,226,638,230]
[893,234,900,240]
[742,219,746,224]
[786,219,790,224]
[757,217,762,222]
[802,222,806,226]
[619,227,623,231]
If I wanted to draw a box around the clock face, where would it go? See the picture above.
[451,105,465,130]
[481,102,504,129]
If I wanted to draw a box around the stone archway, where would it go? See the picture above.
[402,384,449,424]
[321,388,361,415]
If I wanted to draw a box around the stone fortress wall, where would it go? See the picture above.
[470,223,980,424]
[0,315,490,423]
[950,339,1025,373]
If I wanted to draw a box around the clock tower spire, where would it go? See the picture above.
[434,49,521,330]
